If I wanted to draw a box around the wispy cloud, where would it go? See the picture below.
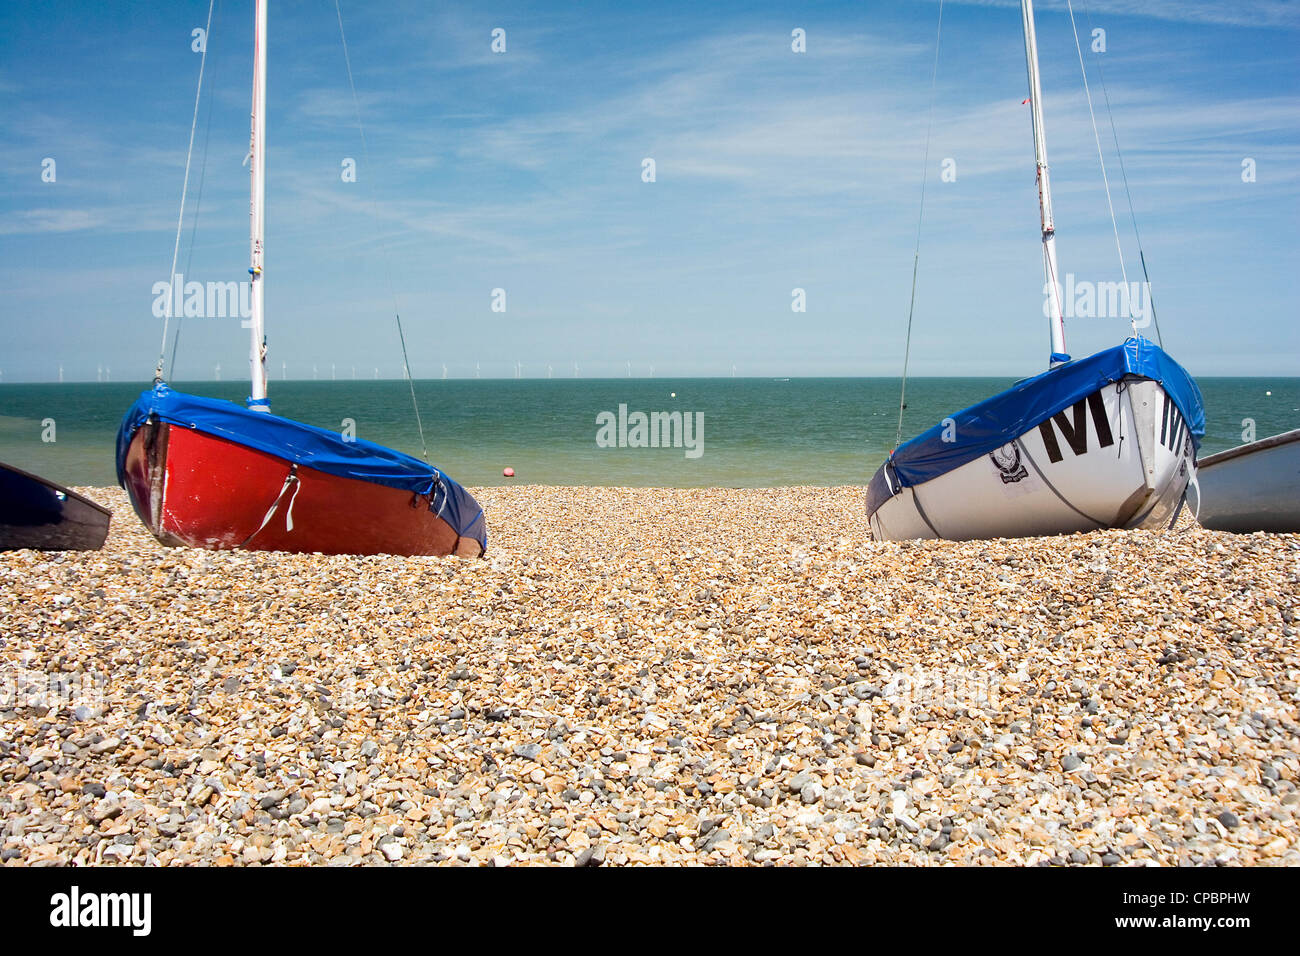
[0,208,109,235]
[0,0,1295,379]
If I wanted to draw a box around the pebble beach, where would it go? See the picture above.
[1,485,1297,866]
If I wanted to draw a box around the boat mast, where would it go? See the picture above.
[247,0,270,410]
[1021,0,1068,366]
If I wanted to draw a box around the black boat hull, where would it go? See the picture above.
[0,462,111,551]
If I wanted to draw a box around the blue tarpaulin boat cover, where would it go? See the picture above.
[887,338,1204,488]
[117,384,486,549]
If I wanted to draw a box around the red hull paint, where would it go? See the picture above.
[122,422,481,557]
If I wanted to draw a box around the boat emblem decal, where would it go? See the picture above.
[989,442,1028,483]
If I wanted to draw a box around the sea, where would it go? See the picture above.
[1,377,1296,489]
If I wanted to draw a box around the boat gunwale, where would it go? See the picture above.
[1197,428,1300,470]
[0,461,112,518]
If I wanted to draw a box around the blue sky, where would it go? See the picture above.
[1,0,1297,382]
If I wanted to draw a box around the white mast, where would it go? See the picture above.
[1021,0,1068,365]
[247,0,270,410]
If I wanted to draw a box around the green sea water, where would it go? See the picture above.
[0,377,1295,489]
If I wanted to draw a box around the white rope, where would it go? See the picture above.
[169,0,222,380]
[155,0,216,382]
[1066,0,1134,333]
[334,0,429,462]
[895,0,944,450]
[1184,473,1201,521]
[240,467,299,545]
[283,475,303,531]
[1081,0,1164,348]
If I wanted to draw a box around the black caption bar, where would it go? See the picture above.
[0,865,1276,944]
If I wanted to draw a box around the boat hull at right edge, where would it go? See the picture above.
[1194,428,1300,533]
[867,377,1196,541]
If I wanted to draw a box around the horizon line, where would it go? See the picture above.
[1,373,1296,386]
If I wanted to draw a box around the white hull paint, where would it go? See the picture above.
[1194,429,1300,533]
[868,378,1196,541]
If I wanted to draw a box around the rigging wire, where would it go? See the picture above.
[334,0,429,463]
[1065,0,1136,336]
[169,0,222,381]
[154,0,216,383]
[894,0,944,450]
[1081,0,1164,348]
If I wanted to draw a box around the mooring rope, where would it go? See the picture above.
[154,0,216,383]
[894,0,944,450]
[334,0,429,462]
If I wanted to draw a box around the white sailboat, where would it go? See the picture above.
[867,0,1204,542]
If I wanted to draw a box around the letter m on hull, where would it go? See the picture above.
[1038,392,1114,463]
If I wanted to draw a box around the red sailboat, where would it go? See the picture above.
[117,0,485,558]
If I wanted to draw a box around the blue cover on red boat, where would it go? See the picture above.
[116,384,486,549]
[886,337,1204,489]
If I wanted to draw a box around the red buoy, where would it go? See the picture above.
[503,467,515,478]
